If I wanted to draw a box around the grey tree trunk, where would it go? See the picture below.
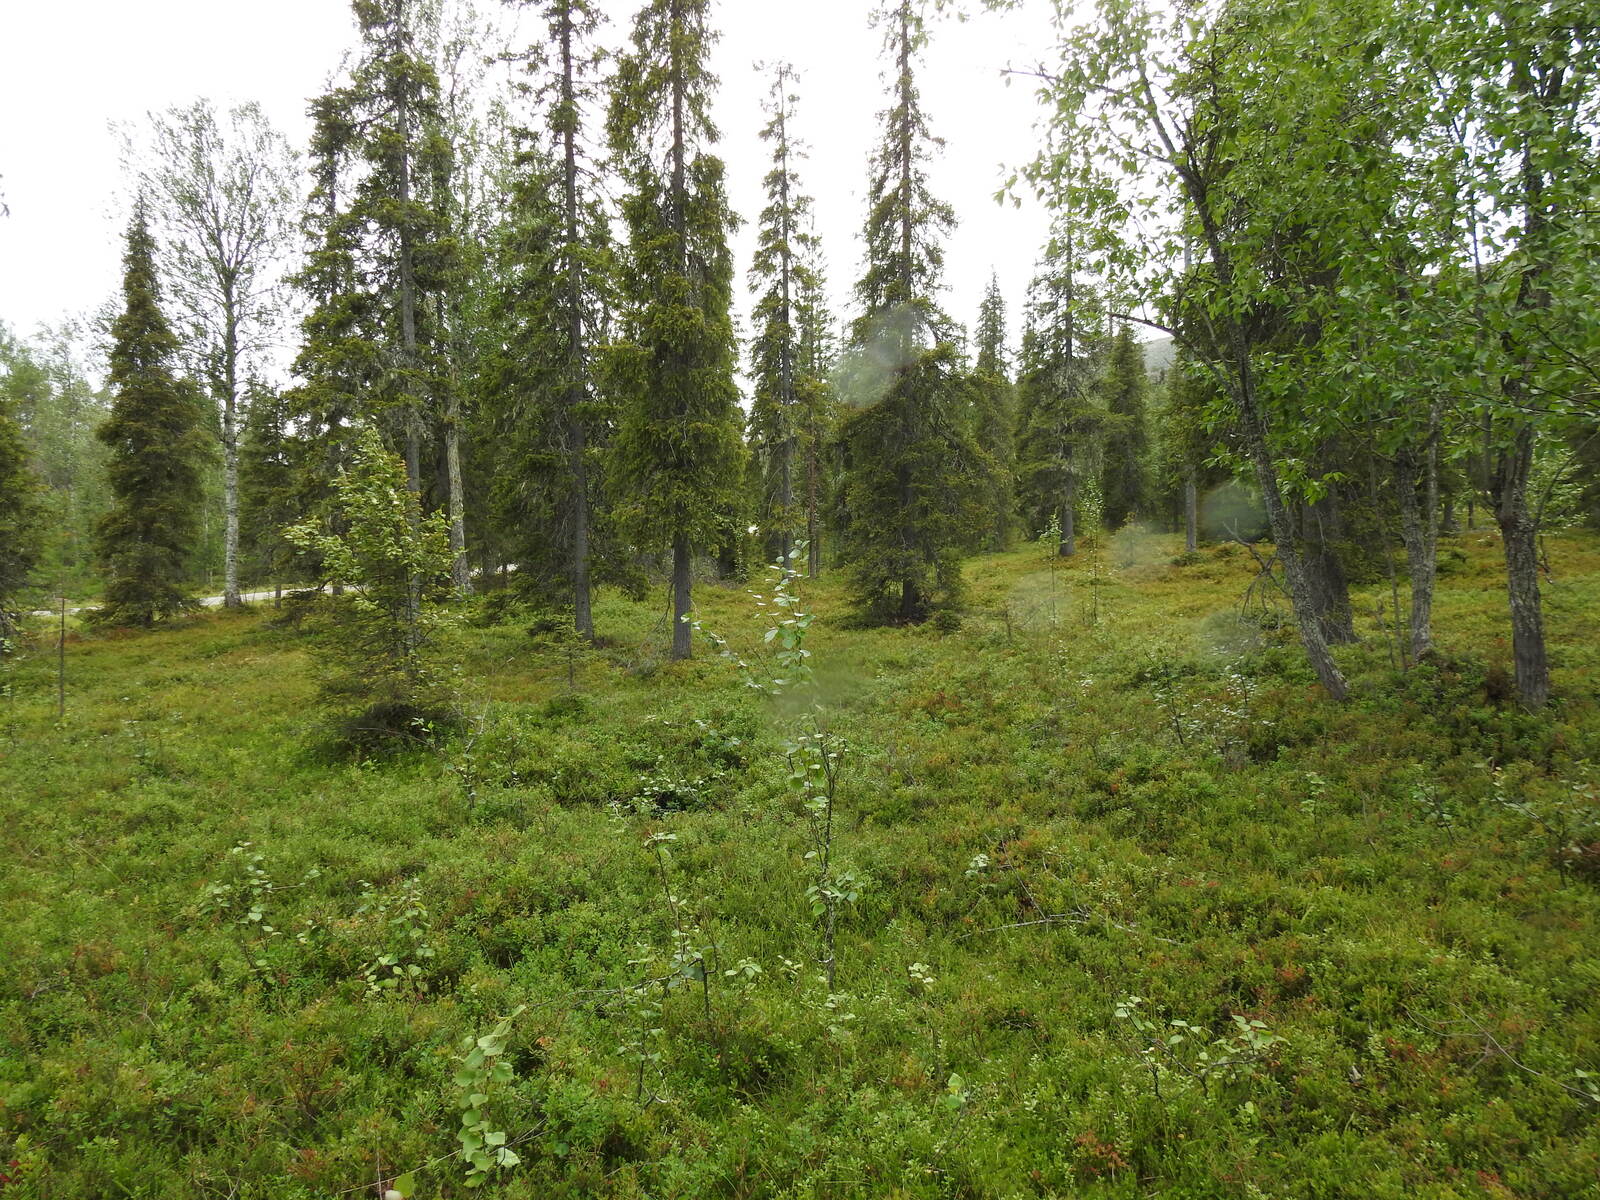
[806,436,821,579]
[1059,478,1077,558]
[671,534,693,661]
[446,381,469,594]
[1395,440,1441,662]
[668,42,692,664]
[1188,183,1347,699]
[1495,424,1550,709]
[222,301,242,609]
[1227,336,1348,700]
[560,9,594,642]
[397,86,423,647]
[1184,469,1198,553]
[776,87,796,569]
[1295,489,1357,645]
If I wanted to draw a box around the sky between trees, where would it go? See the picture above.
[0,0,1058,382]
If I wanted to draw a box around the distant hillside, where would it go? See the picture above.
[1142,334,1176,377]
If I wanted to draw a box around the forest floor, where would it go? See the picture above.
[3,529,1600,1199]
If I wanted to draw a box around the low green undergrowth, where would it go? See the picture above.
[2,532,1598,1198]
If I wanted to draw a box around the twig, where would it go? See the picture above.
[1407,1006,1600,1109]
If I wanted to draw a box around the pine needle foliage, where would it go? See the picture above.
[971,273,1017,550]
[1100,322,1150,530]
[748,62,822,568]
[0,367,43,650]
[95,208,208,627]
[483,0,620,635]
[606,0,745,660]
[835,0,986,624]
[1014,236,1106,558]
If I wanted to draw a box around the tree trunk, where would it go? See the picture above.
[898,578,923,623]
[1184,468,1198,553]
[560,8,595,642]
[572,423,593,639]
[806,433,821,579]
[222,306,242,609]
[778,137,796,569]
[1298,490,1357,646]
[1495,424,1549,709]
[445,379,469,594]
[1228,339,1348,700]
[1395,444,1440,662]
[1059,479,1077,558]
[1177,148,1348,699]
[671,533,692,661]
[396,79,423,640]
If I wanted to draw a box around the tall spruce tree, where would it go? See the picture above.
[0,359,43,650]
[95,207,208,626]
[346,0,455,503]
[286,91,369,534]
[748,62,821,568]
[606,0,745,661]
[795,243,839,579]
[1099,322,1149,530]
[971,273,1016,550]
[1014,234,1106,558]
[486,0,616,637]
[835,0,987,623]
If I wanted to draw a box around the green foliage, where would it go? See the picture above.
[0,324,112,597]
[1014,239,1105,551]
[834,0,988,624]
[478,0,620,635]
[837,346,987,622]
[237,383,299,589]
[1099,323,1149,530]
[4,533,1600,1196]
[286,423,458,748]
[0,351,43,650]
[287,0,458,532]
[454,1006,526,1184]
[606,0,746,657]
[970,274,1016,551]
[95,208,209,627]
[747,63,824,566]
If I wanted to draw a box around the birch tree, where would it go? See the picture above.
[140,99,296,609]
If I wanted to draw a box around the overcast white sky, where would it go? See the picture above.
[0,0,1061,381]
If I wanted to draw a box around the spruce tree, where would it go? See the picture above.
[1014,235,1105,558]
[286,90,372,540]
[1099,322,1149,530]
[238,382,300,601]
[606,0,745,661]
[95,207,208,626]
[485,0,617,636]
[835,0,987,623]
[0,361,43,651]
[1153,346,1226,552]
[971,273,1016,550]
[748,62,821,569]
[347,0,455,502]
[795,246,839,579]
